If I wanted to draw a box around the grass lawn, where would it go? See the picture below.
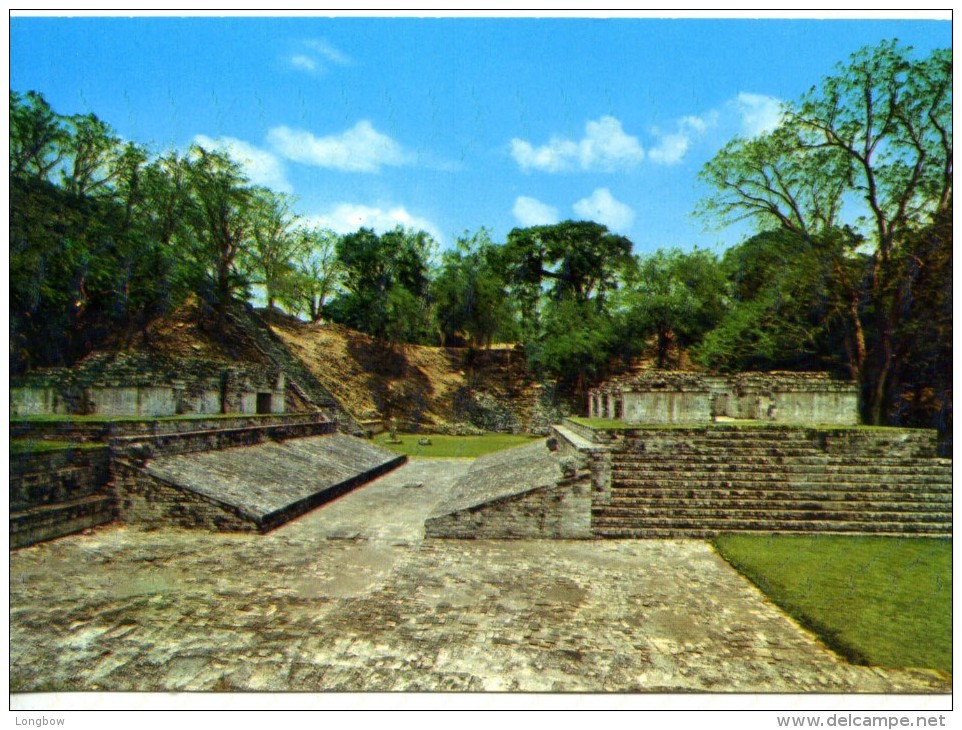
[11,439,107,455]
[373,432,541,458]
[713,535,952,675]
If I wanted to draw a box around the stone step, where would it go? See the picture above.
[613,454,951,468]
[610,477,953,492]
[10,466,110,512]
[590,516,952,534]
[611,467,952,483]
[625,430,817,440]
[592,506,951,523]
[10,494,116,550]
[612,456,951,470]
[591,526,953,539]
[604,488,952,504]
[621,448,826,458]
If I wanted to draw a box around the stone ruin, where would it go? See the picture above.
[588,371,860,426]
[10,352,289,418]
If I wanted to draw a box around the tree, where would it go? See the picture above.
[503,220,634,303]
[243,188,300,311]
[527,297,617,407]
[331,226,435,344]
[696,40,951,423]
[182,145,255,317]
[10,90,67,181]
[694,229,862,373]
[696,125,849,234]
[285,226,343,322]
[432,228,517,348]
[60,112,123,196]
[620,248,727,369]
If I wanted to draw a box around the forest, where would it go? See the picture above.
[9,40,951,431]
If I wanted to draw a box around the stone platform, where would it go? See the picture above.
[113,434,406,532]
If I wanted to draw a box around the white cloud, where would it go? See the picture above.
[305,39,352,66]
[734,92,784,137]
[192,134,292,193]
[513,196,560,227]
[648,132,691,165]
[573,188,635,232]
[648,112,718,165]
[305,203,443,243]
[511,116,644,173]
[290,55,317,72]
[289,38,351,74]
[268,121,411,173]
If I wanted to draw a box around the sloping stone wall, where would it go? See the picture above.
[425,440,592,538]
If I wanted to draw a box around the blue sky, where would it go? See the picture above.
[9,13,951,256]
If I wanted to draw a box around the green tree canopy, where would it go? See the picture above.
[619,248,727,369]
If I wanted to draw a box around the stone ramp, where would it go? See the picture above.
[125,434,405,532]
[425,440,592,538]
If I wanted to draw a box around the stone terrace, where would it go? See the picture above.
[9,458,950,694]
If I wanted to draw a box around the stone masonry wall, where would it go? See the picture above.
[111,460,259,532]
[10,447,111,512]
[110,420,335,460]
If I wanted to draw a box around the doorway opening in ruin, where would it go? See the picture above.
[256,393,273,414]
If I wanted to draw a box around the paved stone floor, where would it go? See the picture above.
[9,458,950,694]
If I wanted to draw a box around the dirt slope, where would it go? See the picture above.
[265,314,566,432]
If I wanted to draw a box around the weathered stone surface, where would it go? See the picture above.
[589,371,860,426]
[425,440,592,539]
[118,434,405,531]
[10,352,288,418]
[10,447,115,549]
[8,459,950,693]
[552,424,953,538]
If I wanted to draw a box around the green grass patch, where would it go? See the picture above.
[10,439,106,455]
[373,432,541,458]
[567,416,636,430]
[713,535,952,675]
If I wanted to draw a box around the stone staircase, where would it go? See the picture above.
[589,426,952,538]
[227,305,365,433]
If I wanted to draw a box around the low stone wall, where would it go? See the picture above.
[114,434,406,533]
[551,424,613,505]
[425,478,592,539]
[589,370,861,426]
[10,352,287,418]
[622,391,712,424]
